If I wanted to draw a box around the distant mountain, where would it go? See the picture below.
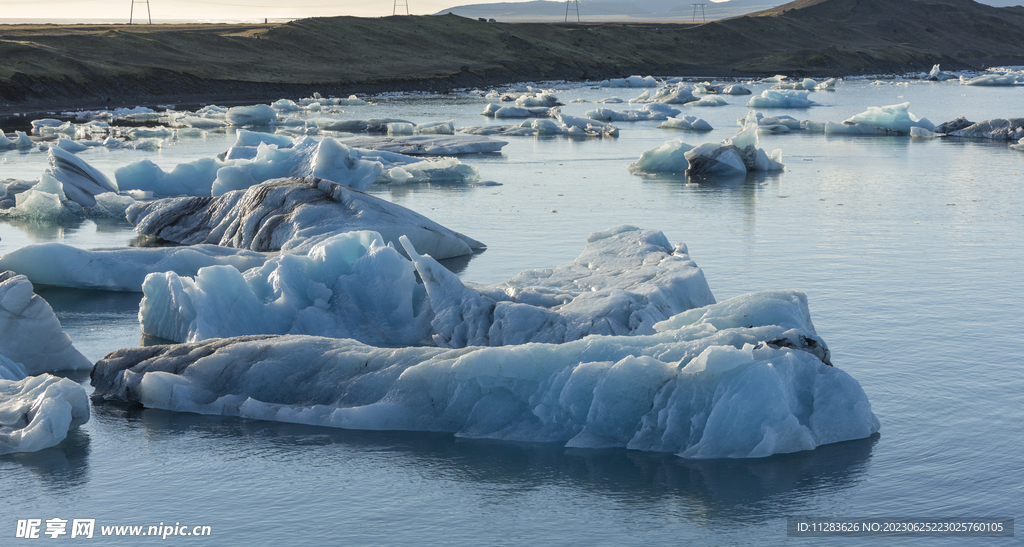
[437,0,1019,21]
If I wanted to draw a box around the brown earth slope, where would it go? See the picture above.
[1,0,1022,113]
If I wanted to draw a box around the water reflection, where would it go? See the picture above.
[119,405,876,521]
[0,428,91,491]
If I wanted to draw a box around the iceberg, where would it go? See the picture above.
[0,243,268,292]
[0,172,134,222]
[628,139,694,172]
[0,130,34,149]
[339,135,506,156]
[937,118,1024,140]
[629,84,697,104]
[960,73,1020,86]
[92,289,879,459]
[140,231,431,346]
[657,115,713,131]
[126,176,485,259]
[514,93,563,107]
[842,102,935,134]
[481,104,560,118]
[307,118,412,132]
[636,113,784,175]
[459,116,618,139]
[225,104,277,125]
[686,96,728,107]
[586,104,680,122]
[115,157,229,197]
[0,271,92,374]
[602,75,659,87]
[746,90,818,108]
[43,146,119,207]
[925,65,957,81]
[0,372,90,455]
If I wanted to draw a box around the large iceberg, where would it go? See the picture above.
[935,117,1024,140]
[126,176,485,259]
[0,370,90,455]
[0,272,92,374]
[138,226,714,349]
[43,146,119,207]
[0,244,268,292]
[92,289,879,459]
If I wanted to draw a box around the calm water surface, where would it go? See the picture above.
[1,79,1021,545]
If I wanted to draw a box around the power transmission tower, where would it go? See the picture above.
[394,0,409,15]
[565,0,580,23]
[130,0,152,24]
[691,3,706,22]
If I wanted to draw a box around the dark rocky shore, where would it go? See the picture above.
[1,0,1023,116]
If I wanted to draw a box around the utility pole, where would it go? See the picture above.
[691,3,706,23]
[130,0,152,24]
[565,0,580,23]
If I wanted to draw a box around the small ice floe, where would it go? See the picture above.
[0,130,35,149]
[601,75,659,87]
[306,118,414,132]
[514,92,563,107]
[481,104,560,118]
[686,95,728,107]
[0,149,134,221]
[933,117,1024,140]
[94,281,879,459]
[738,113,804,133]
[657,115,713,131]
[0,368,90,455]
[340,135,507,155]
[629,83,697,104]
[746,89,819,108]
[825,102,935,135]
[126,176,485,259]
[225,104,277,126]
[775,78,838,90]
[960,73,1021,86]
[924,64,957,82]
[694,81,752,95]
[460,115,618,138]
[0,271,92,374]
[586,103,680,121]
[632,112,784,176]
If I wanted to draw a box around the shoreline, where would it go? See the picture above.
[2,1,1024,117]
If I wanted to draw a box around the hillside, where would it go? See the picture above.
[1,0,1022,113]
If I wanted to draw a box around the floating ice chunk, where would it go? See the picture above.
[1011,138,1024,150]
[339,135,506,155]
[226,104,277,125]
[308,118,411,132]
[91,192,136,219]
[924,64,956,81]
[481,104,559,118]
[961,73,1020,86]
[212,137,381,195]
[0,272,92,373]
[586,103,680,121]
[43,146,118,207]
[910,127,937,138]
[126,176,485,259]
[0,130,33,149]
[116,157,229,197]
[416,121,456,135]
[683,112,784,175]
[55,138,88,153]
[125,126,173,139]
[658,115,713,131]
[746,90,818,108]
[940,118,1024,140]
[687,96,728,107]
[760,75,788,83]
[776,77,835,90]
[402,226,715,348]
[233,129,294,148]
[801,120,826,133]
[515,93,563,107]
[0,373,89,455]
[629,84,696,104]
[0,244,268,292]
[271,99,302,112]
[596,97,624,103]
[603,75,659,87]
[387,123,416,136]
[843,102,935,133]
[557,114,619,137]
[333,94,368,106]
[140,231,431,346]
[177,116,228,129]
[379,157,478,185]
[628,139,694,172]
[721,84,752,95]
[92,289,878,459]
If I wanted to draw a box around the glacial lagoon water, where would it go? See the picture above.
[1,78,1022,545]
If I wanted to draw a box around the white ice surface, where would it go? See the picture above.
[0,373,90,455]
[0,243,269,292]
[586,104,680,122]
[44,146,118,207]
[0,272,92,374]
[961,73,1021,86]
[746,90,818,109]
[628,139,694,172]
[93,289,878,459]
[843,102,935,133]
[140,231,431,346]
[657,115,713,131]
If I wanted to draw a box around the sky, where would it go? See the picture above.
[0,0,487,22]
